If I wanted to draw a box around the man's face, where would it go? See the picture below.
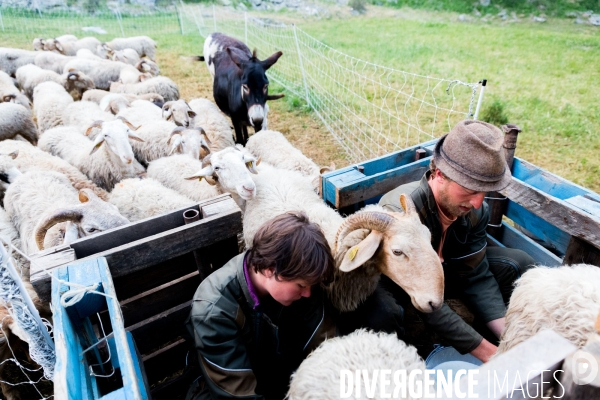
[263,269,312,306]
[435,171,486,218]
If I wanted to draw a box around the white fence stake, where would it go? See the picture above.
[177,0,185,35]
[213,4,217,33]
[244,12,248,45]
[0,8,4,32]
[473,79,487,120]
[293,24,311,108]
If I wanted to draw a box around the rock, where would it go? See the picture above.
[531,15,546,23]
[473,8,482,17]
[575,17,586,24]
[237,2,248,10]
[565,11,579,18]
[538,4,545,10]
[479,0,490,6]
[250,0,261,7]
[219,0,232,5]
[590,14,600,26]
[458,14,473,22]
[582,11,592,18]
[81,26,107,34]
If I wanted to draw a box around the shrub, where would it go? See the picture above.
[481,98,509,126]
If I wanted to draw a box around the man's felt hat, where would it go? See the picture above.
[433,120,512,192]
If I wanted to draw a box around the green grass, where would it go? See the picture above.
[298,13,600,191]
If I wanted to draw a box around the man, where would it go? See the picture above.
[379,120,535,362]
[185,212,336,400]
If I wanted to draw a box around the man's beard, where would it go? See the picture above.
[437,185,472,218]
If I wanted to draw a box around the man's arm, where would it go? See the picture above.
[187,300,264,400]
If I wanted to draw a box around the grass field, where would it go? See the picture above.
[1,5,598,191]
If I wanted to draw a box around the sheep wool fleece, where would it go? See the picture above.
[185,252,336,400]
[379,171,533,354]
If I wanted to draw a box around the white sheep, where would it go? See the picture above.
[61,101,115,134]
[236,161,444,313]
[115,99,162,125]
[42,34,77,52]
[245,130,335,192]
[0,103,38,146]
[109,177,195,222]
[4,170,129,254]
[33,38,46,51]
[33,51,74,74]
[62,58,147,90]
[111,48,141,65]
[181,145,260,210]
[0,140,108,201]
[38,120,146,191]
[498,264,600,354]
[49,36,102,56]
[188,98,235,152]
[32,81,73,134]
[0,206,30,278]
[0,48,36,77]
[75,48,104,60]
[288,330,426,400]
[110,76,179,102]
[105,36,157,61]
[162,100,196,128]
[147,154,220,202]
[15,64,95,101]
[130,120,211,165]
[83,89,165,108]
[0,71,31,110]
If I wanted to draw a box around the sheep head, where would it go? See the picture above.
[162,100,196,128]
[332,195,444,313]
[136,59,160,76]
[33,188,129,250]
[64,69,95,99]
[184,145,259,201]
[167,126,211,160]
[137,93,164,108]
[33,38,45,51]
[97,43,113,59]
[88,118,143,166]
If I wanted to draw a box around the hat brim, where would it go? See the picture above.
[433,136,513,192]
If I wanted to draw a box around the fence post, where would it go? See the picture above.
[213,4,217,33]
[177,0,185,35]
[244,12,248,45]
[293,24,311,108]
[114,5,125,37]
[473,78,487,120]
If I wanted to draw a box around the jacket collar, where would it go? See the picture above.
[419,171,469,231]
[235,252,258,308]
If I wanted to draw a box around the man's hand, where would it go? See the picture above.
[470,338,497,363]
[486,317,505,339]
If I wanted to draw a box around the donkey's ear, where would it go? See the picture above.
[262,51,282,70]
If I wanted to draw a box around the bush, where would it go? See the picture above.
[481,98,509,126]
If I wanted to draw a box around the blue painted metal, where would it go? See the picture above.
[52,257,149,399]
[504,201,571,255]
[499,223,562,266]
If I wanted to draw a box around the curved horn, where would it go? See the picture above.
[167,126,185,145]
[334,212,395,252]
[85,120,104,136]
[117,116,139,131]
[195,127,212,145]
[34,209,83,250]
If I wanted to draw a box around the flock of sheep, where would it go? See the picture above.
[0,33,598,400]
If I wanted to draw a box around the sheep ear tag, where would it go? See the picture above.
[79,191,90,203]
[339,231,383,273]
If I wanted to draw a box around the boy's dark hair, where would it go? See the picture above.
[246,211,334,286]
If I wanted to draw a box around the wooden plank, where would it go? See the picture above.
[142,338,189,385]
[505,201,570,255]
[500,178,600,249]
[512,158,589,200]
[128,301,192,355]
[566,195,600,217]
[69,194,233,259]
[32,201,242,301]
[113,252,197,300]
[498,223,562,266]
[201,197,238,218]
[563,236,600,267]
[120,271,201,326]
[559,334,600,399]
[335,157,430,208]
[446,330,577,400]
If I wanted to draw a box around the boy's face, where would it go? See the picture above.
[263,269,312,306]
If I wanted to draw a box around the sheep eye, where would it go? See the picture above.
[242,84,250,95]
[87,228,97,233]
[392,250,404,256]
[263,84,268,94]
[213,166,220,171]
